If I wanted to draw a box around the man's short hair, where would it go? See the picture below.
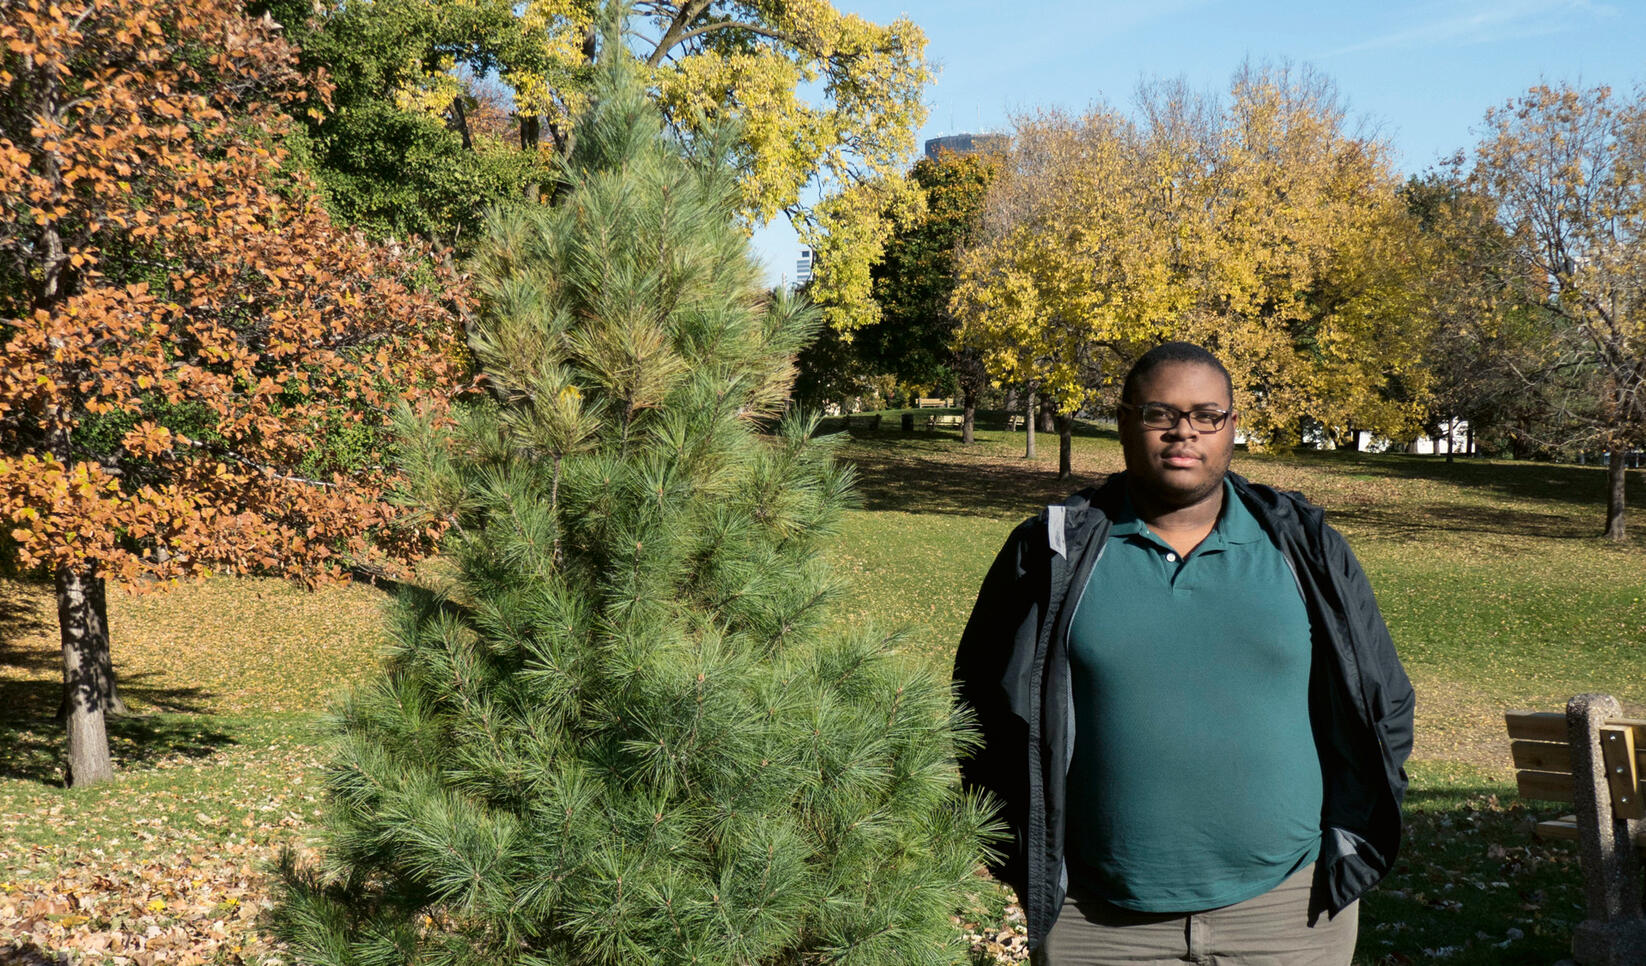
[1120,342,1234,405]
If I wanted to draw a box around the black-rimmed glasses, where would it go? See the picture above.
[1118,403,1233,432]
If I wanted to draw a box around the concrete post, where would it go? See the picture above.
[1568,693,1646,966]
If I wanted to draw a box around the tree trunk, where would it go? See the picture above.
[961,388,976,444]
[1444,420,1454,463]
[1056,412,1073,479]
[57,563,115,787]
[1024,387,1037,460]
[1606,450,1627,541]
[519,114,543,203]
[447,95,473,151]
[55,571,124,721]
[1466,424,1475,457]
[1037,391,1055,434]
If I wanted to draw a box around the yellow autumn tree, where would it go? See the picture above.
[1185,63,1430,448]
[952,107,1182,477]
[273,0,930,331]
[953,64,1432,462]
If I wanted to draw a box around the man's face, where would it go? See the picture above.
[1119,361,1237,510]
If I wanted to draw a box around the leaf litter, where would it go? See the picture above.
[4,429,1646,964]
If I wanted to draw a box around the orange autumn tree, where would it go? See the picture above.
[0,0,468,786]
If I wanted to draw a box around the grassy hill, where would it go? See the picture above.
[3,415,1642,964]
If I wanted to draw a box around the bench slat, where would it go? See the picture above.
[1533,815,1646,851]
[1608,719,1646,749]
[1506,711,1566,742]
[1512,767,1646,813]
[1608,722,1646,775]
[1602,726,1645,820]
[1511,740,1570,773]
[1535,816,1579,841]
[1504,713,1646,744]
[1518,770,1575,803]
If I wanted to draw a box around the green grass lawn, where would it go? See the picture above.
[3,415,1644,964]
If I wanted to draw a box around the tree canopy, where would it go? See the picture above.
[952,65,1433,452]
[862,151,1000,391]
[0,0,467,784]
[261,0,930,329]
[274,39,992,964]
[1468,82,1646,539]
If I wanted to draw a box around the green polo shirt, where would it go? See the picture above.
[1065,479,1322,912]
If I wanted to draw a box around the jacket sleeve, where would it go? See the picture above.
[952,516,1045,893]
[1325,524,1415,804]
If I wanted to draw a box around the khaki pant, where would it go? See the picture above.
[1034,864,1358,966]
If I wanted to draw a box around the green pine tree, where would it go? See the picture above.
[273,23,995,966]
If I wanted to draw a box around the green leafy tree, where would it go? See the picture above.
[252,0,553,249]
[259,0,930,317]
[791,308,875,413]
[274,36,992,966]
[859,151,1000,441]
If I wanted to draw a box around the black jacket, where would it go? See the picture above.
[953,472,1415,950]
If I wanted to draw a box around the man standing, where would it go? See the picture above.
[955,342,1414,964]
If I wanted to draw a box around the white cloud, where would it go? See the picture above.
[1322,0,1619,57]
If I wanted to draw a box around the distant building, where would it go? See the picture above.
[794,247,813,285]
[924,133,1009,160]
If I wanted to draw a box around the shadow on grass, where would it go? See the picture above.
[0,582,53,659]
[848,447,1101,519]
[1353,783,1583,966]
[1286,449,1646,516]
[0,942,66,965]
[0,674,232,785]
[0,709,238,785]
[1329,501,1594,542]
[2,576,237,785]
[830,412,1118,519]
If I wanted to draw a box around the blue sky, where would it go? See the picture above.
[750,0,1644,287]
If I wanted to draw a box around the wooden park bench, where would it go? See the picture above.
[843,412,881,432]
[915,397,953,408]
[926,413,963,431]
[1006,414,1024,431]
[1505,693,1646,964]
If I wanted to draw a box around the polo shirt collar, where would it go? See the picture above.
[1217,477,1268,545]
[1108,476,1267,547]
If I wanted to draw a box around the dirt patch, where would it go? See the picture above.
[1410,678,1518,779]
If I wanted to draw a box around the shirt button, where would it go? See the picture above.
[1166,552,1177,562]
